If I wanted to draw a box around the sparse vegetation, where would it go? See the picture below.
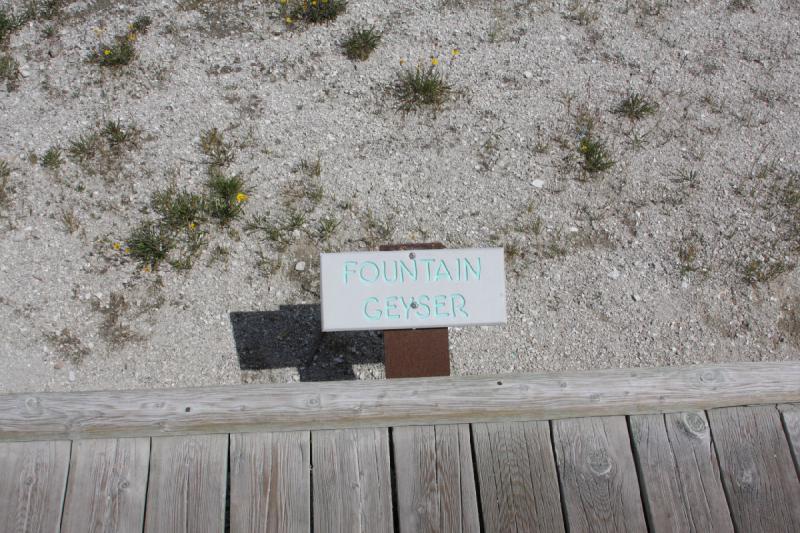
[45,328,90,364]
[41,147,63,169]
[744,257,794,284]
[0,160,10,208]
[151,186,206,230]
[200,127,235,169]
[342,26,381,61]
[126,221,174,269]
[60,208,80,233]
[67,133,101,162]
[92,37,136,67]
[207,171,249,225]
[102,120,139,149]
[393,65,453,115]
[578,136,615,174]
[614,92,658,121]
[286,0,347,24]
[0,54,19,90]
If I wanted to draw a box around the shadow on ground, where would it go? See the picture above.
[230,305,384,381]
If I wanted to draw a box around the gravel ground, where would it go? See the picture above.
[1,0,799,393]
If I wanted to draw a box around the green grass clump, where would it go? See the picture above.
[207,171,248,225]
[129,15,152,34]
[0,9,14,44]
[68,133,101,162]
[287,0,347,24]
[342,26,380,61]
[93,37,136,66]
[744,258,793,284]
[614,92,658,121]
[0,54,19,90]
[102,120,139,149]
[393,65,453,115]
[126,221,174,269]
[41,147,62,169]
[151,186,206,230]
[200,127,234,169]
[578,136,615,174]
[0,160,10,208]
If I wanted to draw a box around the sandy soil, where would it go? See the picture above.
[1,0,798,393]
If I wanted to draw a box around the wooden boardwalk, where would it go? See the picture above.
[1,363,799,532]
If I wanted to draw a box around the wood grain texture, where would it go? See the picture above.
[629,412,733,532]
[0,440,71,533]
[708,405,800,532]
[2,363,799,441]
[60,438,150,533]
[778,403,800,475]
[312,428,393,533]
[144,434,228,533]
[229,431,310,533]
[471,421,564,533]
[392,424,479,532]
[552,416,647,532]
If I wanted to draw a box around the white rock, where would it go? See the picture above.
[524,70,533,79]
[68,371,76,382]
[632,294,641,302]
[531,179,545,189]
[608,269,620,280]
[295,261,306,272]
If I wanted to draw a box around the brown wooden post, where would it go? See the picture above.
[379,243,451,378]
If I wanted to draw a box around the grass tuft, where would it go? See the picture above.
[342,26,381,61]
[0,54,19,90]
[126,221,174,269]
[68,133,101,162]
[129,15,152,34]
[200,127,234,169]
[614,92,658,121]
[102,120,139,149]
[393,65,452,115]
[92,37,136,67]
[578,137,615,174]
[151,186,206,230]
[0,160,10,208]
[207,170,248,225]
[42,147,63,169]
[287,0,347,24]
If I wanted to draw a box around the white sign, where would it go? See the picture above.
[320,248,506,332]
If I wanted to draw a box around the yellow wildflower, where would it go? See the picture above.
[452,48,460,56]
[399,58,406,65]
[285,16,293,23]
[143,265,151,273]
[280,0,287,3]
[189,222,197,230]
[124,247,130,254]
[236,192,248,203]
[311,0,317,5]
[112,242,121,250]
[103,49,111,56]
[127,33,137,41]
[430,57,439,66]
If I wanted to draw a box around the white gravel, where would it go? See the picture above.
[0,0,798,393]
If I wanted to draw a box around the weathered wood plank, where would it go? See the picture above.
[392,424,479,532]
[312,428,392,533]
[629,412,733,532]
[60,438,150,533]
[1,363,799,441]
[471,421,564,533]
[229,431,310,533]
[778,403,800,475]
[708,405,800,531]
[0,440,71,533]
[144,434,228,533]
[552,416,647,532]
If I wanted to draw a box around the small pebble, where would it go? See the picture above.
[524,70,533,79]
[531,179,545,189]
[68,371,76,382]
[608,269,620,280]
[295,261,306,272]
[632,294,641,302]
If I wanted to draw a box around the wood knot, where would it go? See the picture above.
[588,450,612,476]
[683,412,707,435]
